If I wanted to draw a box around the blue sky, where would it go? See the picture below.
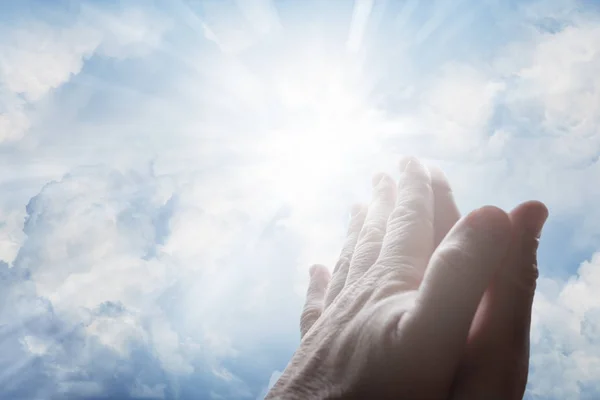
[1,0,600,399]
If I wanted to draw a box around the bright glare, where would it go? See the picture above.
[191,2,392,208]
[197,43,384,207]
[265,54,377,200]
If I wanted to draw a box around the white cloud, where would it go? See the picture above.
[529,253,600,398]
[130,381,167,399]
[399,62,506,158]
[0,206,25,263]
[504,21,600,165]
[2,158,300,397]
[399,7,600,223]
[85,310,148,357]
[10,166,203,376]
[0,23,99,102]
[19,335,51,356]
[149,315,194,375]
[18,167,172,310]
[0,96,30,142]
[0,4,168,143]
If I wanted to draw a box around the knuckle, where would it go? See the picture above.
[384,216,412,242]
[401,160,431,185]
[348,213,367,234]
[325,281,344,302]
[300,306,321,329]
[359,223,386,244]
[390,198,431,224]
[306,283,326,300]
[333,257,350,274]
[434,243,474,279]
[373,256,425,284]
[375,185,396,203]
[382,219,432,258]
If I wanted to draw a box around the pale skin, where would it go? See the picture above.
[266,157,548,400]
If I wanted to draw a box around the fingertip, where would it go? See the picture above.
[466,205,512,241]
[429,163,460,248]
[309,264,330,280]
[371,172,394,188]
[371,172,386,188]
[309,264,319,277]
[510,200,549,238]
[399,157,431,187]
[399,155,419,172]
[524,199,548,214]
[370,173,396,203]
[350,203,367,218]
[428,164,452,191]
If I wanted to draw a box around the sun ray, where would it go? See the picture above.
[347,0,375,53]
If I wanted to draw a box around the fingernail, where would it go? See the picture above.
[399,156,414,172]
[371,172,386,188]
[309,264,318,277]
[350,204,362,217]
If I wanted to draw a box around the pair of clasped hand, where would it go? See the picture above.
[267,157,548,400]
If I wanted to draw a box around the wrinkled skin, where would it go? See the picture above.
[266,157,548,400]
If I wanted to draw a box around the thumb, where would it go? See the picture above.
[450,201,548,399]
[300,264,331,338]
[507,200,548,295]
[501,201,548,396]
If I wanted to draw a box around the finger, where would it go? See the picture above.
[405,206,512,384]
[324,204,368,308]
[372,157,434,289]
[300,264,331,338]
[344,173,396,286]
[452,201,548,398]
[429,164,461,248]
